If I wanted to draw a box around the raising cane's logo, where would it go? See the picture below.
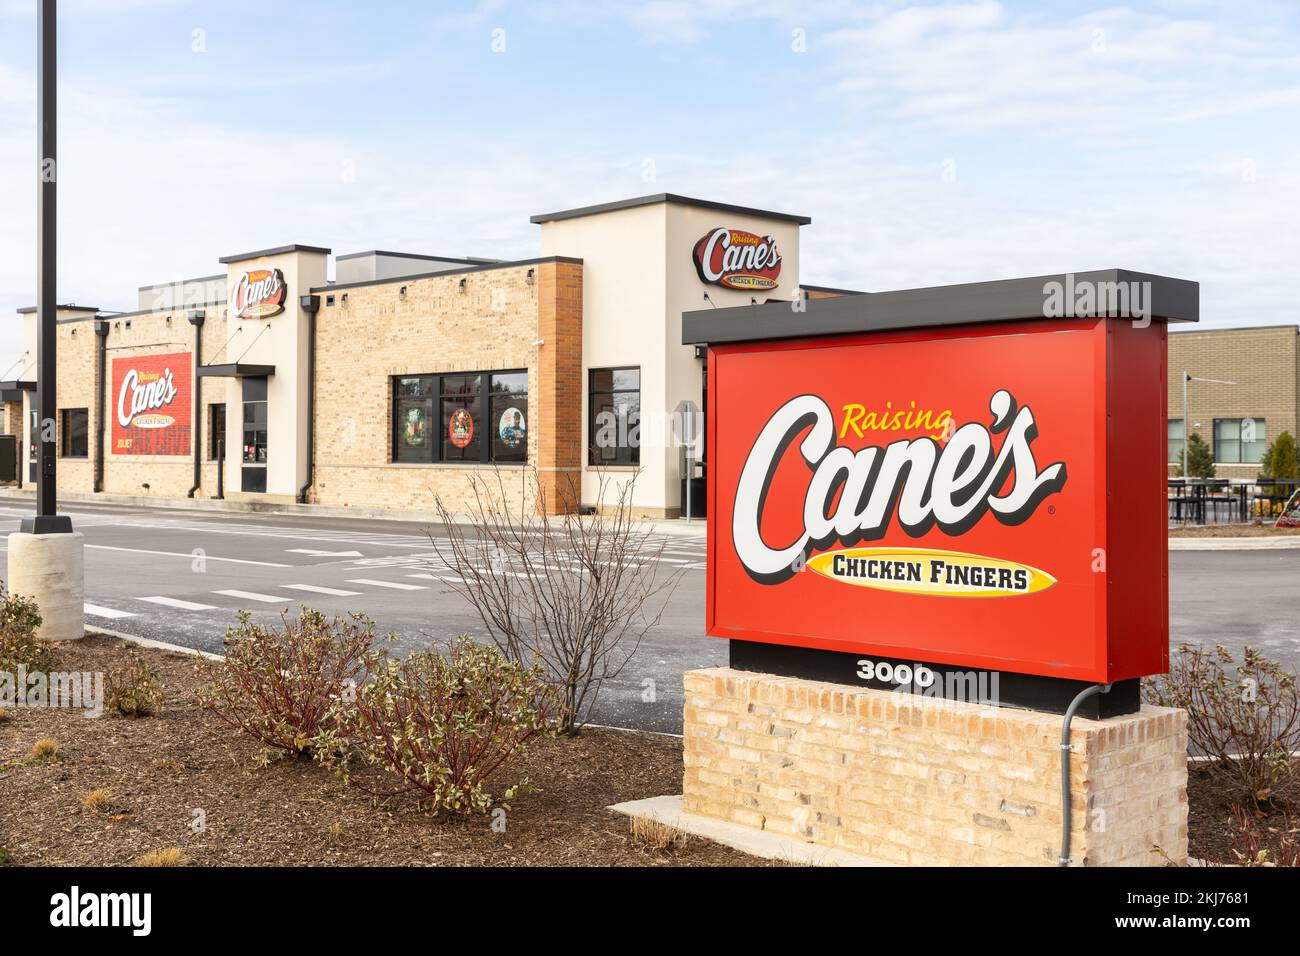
[733,389,1067,595]
[693,227,782,292]
[118,366,178,430]
[231,268,287,320]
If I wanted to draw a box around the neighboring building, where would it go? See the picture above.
[1,193,853,517]
[1167,325,1300,478]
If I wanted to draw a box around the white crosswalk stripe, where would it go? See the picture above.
[138,596,217,611]
[214,589,291,604]
[346,578,427,591]
[282,584,363,597]
[84,603,135,620]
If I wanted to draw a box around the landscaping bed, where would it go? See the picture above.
[0,637,762,867]
[1170,524,1300,537]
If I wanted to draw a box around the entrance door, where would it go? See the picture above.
[241,377,268,493]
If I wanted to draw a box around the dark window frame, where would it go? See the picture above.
[60,407,89,459]
[588,366,641,466]
[1213,417,1267,465]
[389,370,529,466]
[208,403,227,461]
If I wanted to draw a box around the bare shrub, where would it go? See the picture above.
[200,608,382,759]
[630,816,689,853]
[1144,644,1300,804]
[106,651,164,718]
[29,737,59,761]
[80,788,116,814]
[431,469,682,734]
[136,848,189,867]
[331,635,556,814]
[0,582,55,675]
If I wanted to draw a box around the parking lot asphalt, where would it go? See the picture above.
[1,498,1295,733]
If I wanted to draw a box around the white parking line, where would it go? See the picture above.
[346,578,427,591]
[138,596,218,611]
[282,584,363,597]
[84,603,135,620]
[86,544,290,567]
[214,589,291,604]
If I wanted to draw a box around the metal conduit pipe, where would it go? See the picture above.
[1059,682,1111,867]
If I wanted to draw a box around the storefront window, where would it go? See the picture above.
[589,367,640,465]
[209,404,226,460]
[393,375,435,463]
[1214,417,1267,464]
[60,408,88,459]
[1167,418,1184,464]
[390,371,528,465]
[491,372,528,464]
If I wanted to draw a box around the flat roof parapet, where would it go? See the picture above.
[531,193,812,226]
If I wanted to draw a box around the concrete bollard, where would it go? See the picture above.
[6,532,85,642]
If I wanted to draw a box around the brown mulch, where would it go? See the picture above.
[1187,762,1300,865]
[1170,524,1300,537]
[0,638,765,867]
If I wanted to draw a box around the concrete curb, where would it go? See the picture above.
[1169,535,1300,551]
[608,794,891,867]
[84,625,224,662]
[0,490,710,539]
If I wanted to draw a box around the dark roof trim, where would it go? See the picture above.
[17,304,98,315]
[684,269,1199,346]
[219,244,331,264]
[54,300,228,324]
[1170,324,1299,335]
[335,250,499,265]
[198,363,276,379]
[311,256,583,294]
[801,284,865,296]
[530,193,812,226]
[0,380,36,392]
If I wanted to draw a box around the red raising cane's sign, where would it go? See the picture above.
[693,227,782,292]
[231,268,287,320]
[111,352,192,456]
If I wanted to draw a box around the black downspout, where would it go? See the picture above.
[297,295,320,504]
[187,310,205,498]
[93,319,109,493]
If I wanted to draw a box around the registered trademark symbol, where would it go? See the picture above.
[1048,505,1056,515]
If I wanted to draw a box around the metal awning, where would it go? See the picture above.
[197,364,275,379]
[0,380,35,402]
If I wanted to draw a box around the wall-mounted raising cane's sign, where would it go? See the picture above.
[111,352,192,456]
[693,227,782,292]
[707,319,1169,684]
[231,268,287,320]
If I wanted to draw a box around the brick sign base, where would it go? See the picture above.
[683,668,1189,866]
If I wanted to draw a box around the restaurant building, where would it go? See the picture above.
[1167,324,1300,477]
[1,194,845,517]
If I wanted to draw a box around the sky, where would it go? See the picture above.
[1,0,1299,366]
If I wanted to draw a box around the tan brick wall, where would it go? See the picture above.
[683,668,1188,866]
[310,260,583,514]
[1168,326,1299,476]
[47,308,228,500]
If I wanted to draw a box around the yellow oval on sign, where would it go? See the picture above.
[806,547,1056,598]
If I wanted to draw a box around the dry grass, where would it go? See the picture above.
[80,788,116,814]
[0,708,11,723]
[630,816,690,853]
[29,737,59,761]
[135,848,189,868]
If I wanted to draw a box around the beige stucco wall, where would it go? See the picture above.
[538,199,803,516]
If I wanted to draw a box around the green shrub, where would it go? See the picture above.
[1173,432,1215,479]
[0,582,54,674]
[200,608,382,758]
[106,651,164,718]
[1144,644,1300,805]
[332,636,557,814]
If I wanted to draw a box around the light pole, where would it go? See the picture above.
[22,0,71,535]
[1181,369,1236,480]
[8,0,83,645]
